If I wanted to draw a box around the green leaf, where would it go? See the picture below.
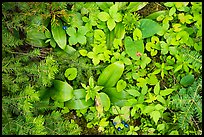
[69,35,78,45]
[150,110,161,125]
[152,69,161,74]
[154,82,160,95]
[113,13,122,22]
[126,89,140,97]
[140,54,151,69]
[139,19,162,39]
[107,18,116,31]
[156,95,166,105]
[109,4,118,17]
[51,80,73,102]
[133,28,142,41]
[169,7,176,16]
[66,27,76,36]
[141,85,148,95]
[124,36,144,60]
[89,76,94,88]
[142,105,155,114]
[45,29,51,38]
[157,124,165,131]
[51,19,67,49]
[97,61,124,87]
[116,79,127,92]
[72,89,86,100]
[79,49,88,56]
[64,68,77,80]
[169,130,179,135]
[78,26,88,35]
[146,10,167,20]
[50,38,56,48]
[155,104,165,111]
[98,12,110,22]
[126,2,148,12]
[174,64,183,73]
[160,89,174,96]
[63,45,76,55]
[98,92,111,111]
[77,35,86,45]
[114,22,125,39]
[180,74,194,87]
[65,99,94,109]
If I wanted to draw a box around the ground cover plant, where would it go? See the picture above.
[2,2,202,135]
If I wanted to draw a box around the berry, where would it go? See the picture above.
[124,123,129,128]
[113,122,117,126]
[121,120,125,124]
[117,127,122,131]
[62,26,67,30]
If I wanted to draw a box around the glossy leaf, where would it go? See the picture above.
[107,18,116,31]
[51,80,73,102]
[126,2,148,12]
[98,92,111,111]
[126,89,140,97]
[51,19,67,49]
[97,61,124,87]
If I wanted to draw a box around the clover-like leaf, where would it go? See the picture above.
[64,68,77,80]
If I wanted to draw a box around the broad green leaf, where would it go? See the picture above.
[45,29,51,38]
[114,23,125,39]
[180,74,194,87]
[174,64,183,73]
[150,110,161,125]
[103,88,133,100]
[77,35,86,45]
[113,13,122,22]
[126,89,140,97]
[51,80,73,102]
[64,68,77,80]
[152,69,161,74]
[146,10,167,20]
[141,85,148,95]
[72,89,86,100]
[78,26,88,35]
[112,105,120,114]
[157,124,165,131]
[156,95,166,105]
[65,99,94,109]
[142,105,155,114]
[66,27,76,36]
[94,29,105,41]
[140,55,151,69]
[51,19,67,49]
[109,4,118,17]
[79,49,88,56]
[126,2,148,12]
[160,89,174,96]
[99,92,111,111]
[107,18,116,31]
[63,45,76,55]
[154,82,160,95]
[133,28,142,41]
[155,104,165,111]
[147,74,158,85]
[116,79,127,92]
[139,19,162,39]
[124,36,144,60]
[50,38,56,48]
[136,78,147,87]
[98,12,110,21]
[69,35,78,45]
[169,7,176,16]
[169,130,179,135]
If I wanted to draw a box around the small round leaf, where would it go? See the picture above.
[65,68,77,80]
